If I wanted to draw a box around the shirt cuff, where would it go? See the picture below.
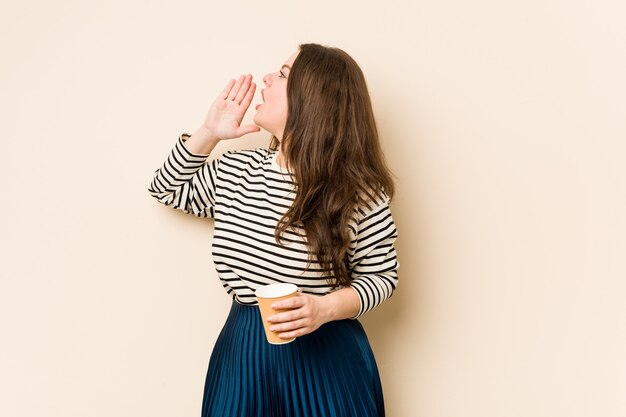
[179,132,211,158]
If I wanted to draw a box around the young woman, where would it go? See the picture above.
[148,43,399,417]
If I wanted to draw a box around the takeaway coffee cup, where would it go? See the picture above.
[255,283,299,345]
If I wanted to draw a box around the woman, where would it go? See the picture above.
[148,43,399,417]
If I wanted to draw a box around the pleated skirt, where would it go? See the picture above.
[201,299,386,417]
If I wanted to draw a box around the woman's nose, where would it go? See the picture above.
[263,73,274,87]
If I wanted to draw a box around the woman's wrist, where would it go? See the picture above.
[182,125,221,155]
[321,287,360,322]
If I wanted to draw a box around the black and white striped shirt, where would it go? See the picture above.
[148,133,399,318]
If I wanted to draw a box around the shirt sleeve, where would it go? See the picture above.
[147,133,220,218]
[347,193,400,319]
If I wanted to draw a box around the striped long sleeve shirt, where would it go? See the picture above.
[148,133,399,319]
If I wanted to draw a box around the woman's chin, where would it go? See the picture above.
[252,116,267,133]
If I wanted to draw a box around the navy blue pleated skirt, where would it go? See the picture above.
[201,299,386,417]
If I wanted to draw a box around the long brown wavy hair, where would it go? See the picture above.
[271,43,395,289]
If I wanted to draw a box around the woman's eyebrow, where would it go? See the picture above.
[281,64,291,71]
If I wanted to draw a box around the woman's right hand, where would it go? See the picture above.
[202,74,261,141]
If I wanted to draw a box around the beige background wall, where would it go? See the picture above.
[1,1,624,416]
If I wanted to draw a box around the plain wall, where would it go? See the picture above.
[1,1,624,416]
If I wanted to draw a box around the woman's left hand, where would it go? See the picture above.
[266,292,332,340]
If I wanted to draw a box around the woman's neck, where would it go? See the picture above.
[275,149,287,168]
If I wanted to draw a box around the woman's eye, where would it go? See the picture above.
[279,70,286,78]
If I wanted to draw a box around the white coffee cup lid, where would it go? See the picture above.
[255,283,298,298]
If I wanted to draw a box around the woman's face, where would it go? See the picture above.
[253,49,299,140]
